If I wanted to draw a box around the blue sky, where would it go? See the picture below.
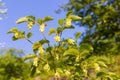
[0,0,85,54]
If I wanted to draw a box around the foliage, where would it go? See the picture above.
[8,11,120,80]
[0,48,32,80]
[63,0,120,55]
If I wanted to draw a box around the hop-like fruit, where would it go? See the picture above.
[38,45,44,53]
[65,18,72,27]
[15,32,19,38]
[27,21,34,29]
[43,63,50,72]
[39,24,45,33]
[33,57,39,67]
[54,35,60,42]
[67,38,75,44]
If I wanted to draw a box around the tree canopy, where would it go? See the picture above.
[63,0,120,55]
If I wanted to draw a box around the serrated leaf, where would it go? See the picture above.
[43,16,53,22]
[7,27,18,34]
[37,18,43,25]
[63,48,79,56]
[24,54,36,60]
[39,39,49,45]
[27,32,32,38]
[58,19,65,26]
[75,32,81,40]
[48,28,56,36]
[16,17,28,24]
[68,15,82,21]
[26,15,35,21]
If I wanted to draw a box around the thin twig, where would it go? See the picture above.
[25,37,33,44]
[42,33,56,73]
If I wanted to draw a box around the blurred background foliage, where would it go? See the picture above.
[62,0,120,55]
[0,48,32,80]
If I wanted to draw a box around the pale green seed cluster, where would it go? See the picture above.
[54,35,60,42]
[39,24,45,33]
[27,21,34,29]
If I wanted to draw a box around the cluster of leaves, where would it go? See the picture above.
[0,48,32,80]
[63,0,120,55]
[7,11,120,80]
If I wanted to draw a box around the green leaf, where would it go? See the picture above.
[68,15,82,21]
[43,16,53,22]
[64,25,75,29]
[12,36,18,41]
[46,46,53,52]
[63,48,79,56]
[80,50,90,57]
[24,54,36,60]
[57,27,63,34]
[97,61,108,68]
[97,72,107,77]
[30,66,36,77]
[48,28,56,36]
[80,43,93,51]
[27,32,32,38]
[75,32,81,40]
[66,10,73,17]
[32,42,40,49]
[58,19,65,26]
[26,15,35,21]
[39,39,49,45]
[37,18,43,25]
[16,17,28,24]
[7,28,18,34]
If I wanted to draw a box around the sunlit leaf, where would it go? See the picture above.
[48,28,56,36]
[63,48,79,56]
[24,54,36,60]
[7,27,18,34]
[58,18,65,26]
[16,17,28,24]
[43,16,53,22]
[68,15,82,21]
